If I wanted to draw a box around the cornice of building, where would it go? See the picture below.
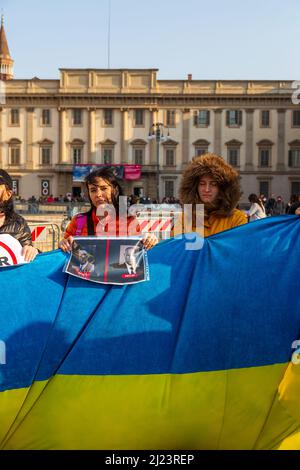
[2,94,295,109]
[2,69,297,103]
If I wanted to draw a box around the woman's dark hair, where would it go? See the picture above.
[248,193,264,210]
[85,167,123,212]
[289,194,300,204]
[0,168,14,217]
[0,198,14,217]
[288,201,300,215]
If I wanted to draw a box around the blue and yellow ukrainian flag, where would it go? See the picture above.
[0,215,300,450]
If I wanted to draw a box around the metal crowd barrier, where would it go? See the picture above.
[15,202,90,217]
[135,209,181,241]
[28,223,61,252]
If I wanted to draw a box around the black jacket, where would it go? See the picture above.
[0,212,32,246]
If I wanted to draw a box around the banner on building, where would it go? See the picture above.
[73,165,124,182]
[124,165,142,180]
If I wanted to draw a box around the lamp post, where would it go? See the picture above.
[148,122,169,203]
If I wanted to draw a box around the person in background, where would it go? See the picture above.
[0,169,38,262]
[46,194,55,203]
[265,194,276,216]
[59,167,157,252]
[259,193,267,208]
[273,196,285,215]
[286,194,300,214]
[248,194,267,221]
[177,153,247,237]
[288,201,300,215]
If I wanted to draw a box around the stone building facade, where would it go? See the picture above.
[0,20,299,203]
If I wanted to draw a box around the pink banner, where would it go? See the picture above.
[124,165,141,180]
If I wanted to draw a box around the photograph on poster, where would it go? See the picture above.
[64,237,149,284]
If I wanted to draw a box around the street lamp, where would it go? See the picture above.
[148,122,170,202]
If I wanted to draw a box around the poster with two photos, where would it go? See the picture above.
[64,236,150,285]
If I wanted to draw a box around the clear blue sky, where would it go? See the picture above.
[1,0,299,80]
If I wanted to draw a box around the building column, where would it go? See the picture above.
[149,109,158,165]
[245,109,254,170]
[213,109,222,155]
[59,108,67,163]
[120,108,129,163]
[277,109,286,170]
[26,108,34,169]
[182,109,190,165]
[88,108,96,163]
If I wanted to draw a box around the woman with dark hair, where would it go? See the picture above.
[176,153,247,237]
[59,167,157,252]
[288,201,300,215]
[248,193,266,221]
[286,194,300,213]
[0,169,38,261]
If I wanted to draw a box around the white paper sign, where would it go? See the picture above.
[0,234,27,267]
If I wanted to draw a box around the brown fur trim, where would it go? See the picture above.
[179,153,242,216]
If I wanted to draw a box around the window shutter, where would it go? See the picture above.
[193,111,198,126]
[226,111,230,126]
[238,110,242,126]
[288,150,293,167]
[207,111,210,126]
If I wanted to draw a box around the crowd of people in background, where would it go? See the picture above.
[15,193,87,205]
[257,193,300,216]
[13,190,300,218]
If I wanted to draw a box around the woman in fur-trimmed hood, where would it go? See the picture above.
[178,153,247,237]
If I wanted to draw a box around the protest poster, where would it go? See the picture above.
[0,234,27,267]
[64,236,150,285]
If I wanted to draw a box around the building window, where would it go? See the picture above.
[195,147,207,156]
[165,148,175,166]
[10,109,20,126]
[133,148,144,165]
[226,140,242,167]
[165,110,176,127]
[292,110,300,127]
[134,109,144,127]
[257,140,273,168]
[72,109,82,125]
[193,139,210,157]
[289,149,300,168]
[260,110,270,128]
[228,148,240,167]
[259,149,271,167]
[102,147,113,164]
[41,147,52,165]
[130,139,146,165]
[103,109,113,126]
[226,110,242,127]
[291,181,300,195]
[259,181,270,198]
[41,109,51,126]
[10,147,20,165]
[193,110,210,127]
[165,180,175,198]
[73,147,82,164]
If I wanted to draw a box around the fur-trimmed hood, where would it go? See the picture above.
[179,153,242,216]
